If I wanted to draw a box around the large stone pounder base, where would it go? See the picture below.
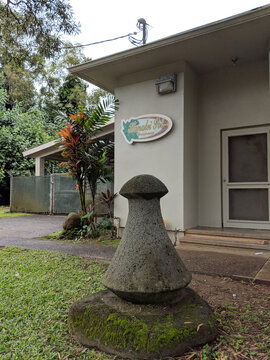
[68,288,217,359]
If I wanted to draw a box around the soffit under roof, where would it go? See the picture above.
[69,5,270,93]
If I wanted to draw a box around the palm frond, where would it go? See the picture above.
[85,95,118,134]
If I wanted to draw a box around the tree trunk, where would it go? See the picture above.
[78,179,86,215]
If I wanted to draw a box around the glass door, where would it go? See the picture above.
[222,127,270,229]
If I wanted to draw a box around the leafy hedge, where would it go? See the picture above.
[0,82,65,204]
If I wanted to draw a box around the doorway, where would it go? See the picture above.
[222,127,270,229]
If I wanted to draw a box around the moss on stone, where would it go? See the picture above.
[105,313,149,350]
[72,308,198,352]
[69,289,218,358]
[149,314,197,351]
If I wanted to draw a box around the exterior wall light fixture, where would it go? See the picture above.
[155,73,177,95]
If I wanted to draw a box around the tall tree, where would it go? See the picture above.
[38,44,90,118]
[0,1,79,70]
[88,88,110,112]
[2,64,36,110]
[0,1,80,108]
[57,74,88,117]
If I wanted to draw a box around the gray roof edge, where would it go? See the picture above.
[23,120,115,158]
[69,5,270,74]
[23,139,59,158]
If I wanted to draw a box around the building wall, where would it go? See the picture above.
[113,60,270,232]
[183,65,199,229]
[198,59,270,227]
[114,74,184,231]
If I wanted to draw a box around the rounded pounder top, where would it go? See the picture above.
[119,174,168,200]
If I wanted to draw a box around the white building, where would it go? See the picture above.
[69,6,270,241]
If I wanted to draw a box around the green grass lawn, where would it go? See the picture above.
[0,247,269,360]
[0,247,110,360]
[0,206,31,218]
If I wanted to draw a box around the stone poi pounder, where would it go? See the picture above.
[68,175,217,359]
[103,174,191,303]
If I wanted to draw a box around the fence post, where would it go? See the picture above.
[9,175,13,211]
[49,174,55,215]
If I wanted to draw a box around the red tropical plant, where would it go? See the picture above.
[57,120,86,213]
[57,95,118,220]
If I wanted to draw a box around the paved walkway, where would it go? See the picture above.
[0,215,115,261]
[0,215,269,284]
[0,215,65,240]
[176,243,270,285]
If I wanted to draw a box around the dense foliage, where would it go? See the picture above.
[0,0,112,206]
[38,45,90,119]
[57,74,88,116]
[0,83,65,204]
[0,0,82,110]
[0,0,79,70]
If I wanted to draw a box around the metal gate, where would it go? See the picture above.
[10,174,80,214]
[10,175,114,214]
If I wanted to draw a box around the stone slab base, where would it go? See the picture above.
[68,288,217,359]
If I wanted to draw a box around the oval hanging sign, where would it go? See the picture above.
[121,114,173,144]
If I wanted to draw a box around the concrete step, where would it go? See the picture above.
[179,236,270,251]
[185,227,270,241]
[185,233,269,245]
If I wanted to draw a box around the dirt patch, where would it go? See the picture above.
[173,274,270,360]
[189,273,269,307]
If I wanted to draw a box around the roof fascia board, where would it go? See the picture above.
[23,147,62,159]
[23,140,59,157]
[23,121,115,159]
[69,5,270,75]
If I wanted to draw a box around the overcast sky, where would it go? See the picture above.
[67,0,270,61]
